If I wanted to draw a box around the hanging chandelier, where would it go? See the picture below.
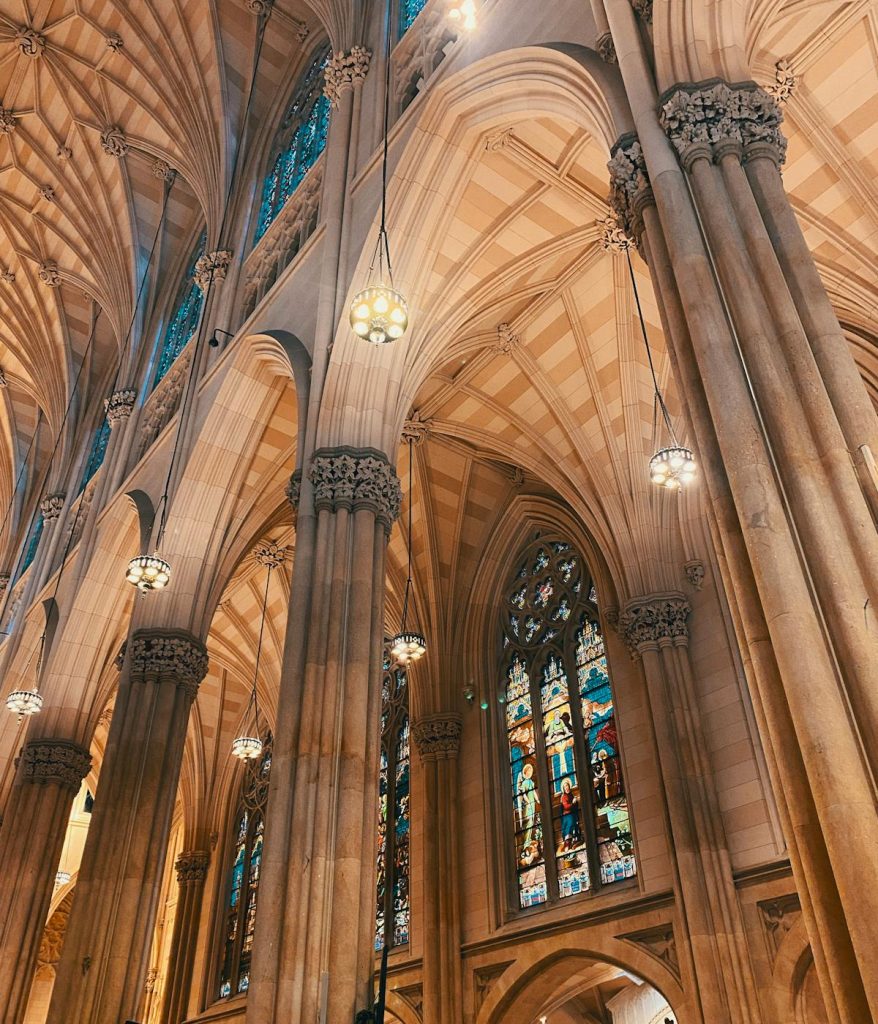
[449,0,478,30]
[54,870,71,889]
[6,687,43,719]
[126,553,171,592]
[390,436,426,664]
[231,734,263,761]
[350,4,409,345]
[231,556,275,761]
[626,250,697,491]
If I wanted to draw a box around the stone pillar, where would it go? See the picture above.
[47,629,208,1024]
[159,850,210,1024]
[248,447,399,1024]
[0,738,90,1022]
[412,714,463,1024]
[619,596,760,1024]
[102,387,137,497]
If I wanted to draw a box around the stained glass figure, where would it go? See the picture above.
[153,232,206,389]
[375,657,411,950]
[79,417,110,494]
[255,47,331,243]
[500,539,635,909]
[218,735,272,999]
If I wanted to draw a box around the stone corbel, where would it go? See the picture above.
[607,133,653,245]
[412,714,463,761]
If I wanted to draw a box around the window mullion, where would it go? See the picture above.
[383,733,397,951]
[232,821,255,993]
[529,656,560,902]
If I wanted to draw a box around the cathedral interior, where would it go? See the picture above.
[0,1,875,1022]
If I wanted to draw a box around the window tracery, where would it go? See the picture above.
[152,231,206,389]
[375,653,410,951]
[502,539,635,909]
[218,734,272,999]
[254,45,331,243]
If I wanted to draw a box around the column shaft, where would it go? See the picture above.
[159,851,210,1024]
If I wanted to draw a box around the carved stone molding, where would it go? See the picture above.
[412,714,463,760]
[599,215,633,253]
[0,571,10,592]
[607,133,653,244]
[144,966,159,993]
[104,387,137,423]
[194,248,233,289]
[496,322,521,354]
[596,32,616,64]
[56,144,72,160]
[758,893,800,965]
[308,447,401,531]
[36,891,73,980]
[40,492,66,521]
[254,539,287,569]
[474,961,514,1012]
[175,849,210,884]
[38,184,56,203]
[659,80,787,168]
[17,26,46,58]
[105,32,123,52]
[128,629,209,700]
[630,0,653,22]
[0,108,16,135]
[39,261,61,287]
[152,158,175,182]
[323,47,371,106]
[617,923,680,980]
[485,126,514,151]
[619,594,690,655]
[0,269,15,283]
[246,0,272,12]
[100,125,129,158]
[766,58,796,105]
[21,739,91,792]
[402,411,432,445]
[286,468,302,512]
[683,559,705,590]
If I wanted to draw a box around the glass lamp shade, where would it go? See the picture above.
[448,0,477,29]
[55,871,71,889]
[6,688,43,718]
[349,285,409,345]
[390,630,427,664]
[649,446,697,490]
[231,735,263,761]
[126,553,171,592]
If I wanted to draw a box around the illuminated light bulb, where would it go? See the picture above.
[231,735,263,761]
[649,446,697,491]
[6,688,43,719]
[349,285,409,345]
[390,630,426,664]
[126,553,172,592]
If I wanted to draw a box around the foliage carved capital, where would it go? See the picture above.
[129,628,209,700]
[40,492,66,521]
[619,593,690,656]
[323,46,371,106]
[100,125,129,158]
[175,849,210,884]
[607,133,652,245]
[21,739,91,792]
[105,388,137,423]
[413,714,463,760]
[309,447,401,531]
[194,249,233,289]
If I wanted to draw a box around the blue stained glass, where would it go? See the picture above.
[400,0,428,33]
[153,232,206,389]
[254,49,331,243]
[20,513,43,575]
[79,418,110,494]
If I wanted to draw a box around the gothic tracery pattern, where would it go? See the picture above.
[502,539,635,909]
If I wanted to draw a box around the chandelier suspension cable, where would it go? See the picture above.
[250,562,272,730]
[232,558,274,760]
[391,436,425,663]
[377,1,394,285]
[401,435,414,631]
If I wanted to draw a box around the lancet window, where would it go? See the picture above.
[79,417,110,494]
[375,654,411,951]
[19,512,43,577]
[254,45,331,243]
[218,734,272,998]
[152,231,206,389]
[502,538,635,910]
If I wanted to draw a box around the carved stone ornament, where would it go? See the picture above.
[0,108,16,135]
[0,571,10,592]
[323,46,371,106]
[496,322,521,354]
[766,58,796,105]
[36,891,73,980]
[485,126,514,151]
[246,0,272,12]
[144,967,159,994]
[619,594,690,656]
[254,539,287,569]
[104,387,137,423]
[659,80,787,168]
[100,125,129,158]
[758,893,801,965]
[151,158,175,183]
[286,469,302,511]
[21,739,91,793]
[630,0,653,22]
[0,367,7,385]
[412,714,463,760]
[105,32,123,52]
[308,447,402,531]
[596,32,617,64]
[599,215,633,253]
[607,133,652,244]
[56,144,72,160]
[40,492,66,521]
[38,184,56,203]
[175,849,210,884]
[128,629,209,700]
[618,923,680,980]
[194,248,233,289]
[0,269,14,283]
[402,411,432,445]
[16,27,46,58]
[683,559,705,590]
[39,261,62,287]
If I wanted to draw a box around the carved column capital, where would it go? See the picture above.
[308,447,401,532]
[629,0,653,22]
[38,261,61,287]
[194,249,233,289]
[0,108,16,135]
[607,132,653,245]
[619,593,690,656]
[253,539,287,569]
[401,412,432,445]
[412,714,463,761]
[596,32,616,64]
[128,629,209,700]
[659,80,787,169]
[40,492,66,521]
[100,125,129,158]
[323,46,371,106]
[175,850,210,884]
[20,739,91,792]
[104,388,137,423]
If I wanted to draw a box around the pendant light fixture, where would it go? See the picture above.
[6,634,45,720]
[349,6,409,345]
[231,559,274,761]
[625,249,696,491]
[448,0,478,30]
[390,437,426,664]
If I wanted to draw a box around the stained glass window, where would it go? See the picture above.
[254,46,331,243]
[399,0,428,34]
[501,539,635,910]
[19,512,44,577]
[219,735,272,999]
[375,652,410,951]
[79,417,110,494]
[152,231,206,389]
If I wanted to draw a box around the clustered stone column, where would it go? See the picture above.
[0,738,90,1022]
[159,850,210,1024]
[247,447,399,1024]
[602,4,878,1016]
[47,628,208,1024]
[412,714,463,1024]
[619,596,759,1024]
